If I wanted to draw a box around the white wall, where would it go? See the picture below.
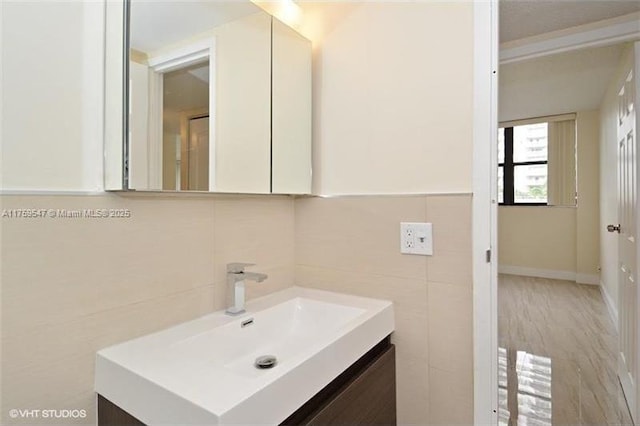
[599,44,634,315]
[302,2,474,195]
[1,1,104,191]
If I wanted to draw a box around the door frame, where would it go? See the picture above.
[472,6,640,425]
[633,39,640,423]
[146,39,217,192]
[472,1,499,423]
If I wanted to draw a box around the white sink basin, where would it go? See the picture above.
[95,286,394,425]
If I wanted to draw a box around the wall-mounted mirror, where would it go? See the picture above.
[105,0,311,194]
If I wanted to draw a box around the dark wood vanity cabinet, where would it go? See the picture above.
[282,337,396,425]
[98,337,396,426]
[98,397,145,426]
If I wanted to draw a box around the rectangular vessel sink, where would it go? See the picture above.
[95,286,394,425]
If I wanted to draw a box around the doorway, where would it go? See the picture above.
[474,1,640,424]
[162,61,211,191]
[494,12,639,426]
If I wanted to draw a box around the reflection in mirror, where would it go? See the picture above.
[127,0,270,192]
[162,62,210,191]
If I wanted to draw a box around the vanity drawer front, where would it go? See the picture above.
[305,344,396,426]
[278,340,396,426]
[98,395,145,426]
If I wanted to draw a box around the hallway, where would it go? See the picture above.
[498,274,633,425]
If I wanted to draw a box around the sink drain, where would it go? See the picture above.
[254,355,277,369]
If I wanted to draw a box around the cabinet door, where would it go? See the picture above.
[306,345,397,425]
[215,12,272,193]
[271,18,312,194]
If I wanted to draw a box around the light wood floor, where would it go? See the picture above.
[499,274,633,425]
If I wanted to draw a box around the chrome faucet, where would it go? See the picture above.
[226,263,268,316]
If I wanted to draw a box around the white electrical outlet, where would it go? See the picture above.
[400,222,433,255]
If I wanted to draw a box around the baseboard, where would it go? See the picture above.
[499,265,577,281]
[576,273,600,285]
[498,265,600,285]
[600,281,619,332]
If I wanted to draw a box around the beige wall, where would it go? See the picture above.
[295,195,473,425]
[599,44,634,315]
[498,111,601,283]
[1,194,295,424]
[301,2,474,195]
[499,206,577,272]
[2,192,475,426]
[2,194,473,426]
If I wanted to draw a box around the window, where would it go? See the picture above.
[499,116,576,207]
[498,123,549,205]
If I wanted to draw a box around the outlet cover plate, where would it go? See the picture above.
[400,222,433,256]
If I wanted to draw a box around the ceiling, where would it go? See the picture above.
[500,0,640,43]
[130,1,261,53]
[499,43,625,122]
[164,63,210,113]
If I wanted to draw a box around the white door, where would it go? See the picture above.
[616,60,638,423]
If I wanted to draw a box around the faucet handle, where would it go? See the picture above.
[227,263,255,273]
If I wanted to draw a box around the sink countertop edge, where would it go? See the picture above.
[95,354,219,425]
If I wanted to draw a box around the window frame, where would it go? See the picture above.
[499,126,548,206]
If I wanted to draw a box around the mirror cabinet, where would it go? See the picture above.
[105,1,312,194]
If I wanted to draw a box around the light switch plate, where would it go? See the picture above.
[400,222,433,256]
